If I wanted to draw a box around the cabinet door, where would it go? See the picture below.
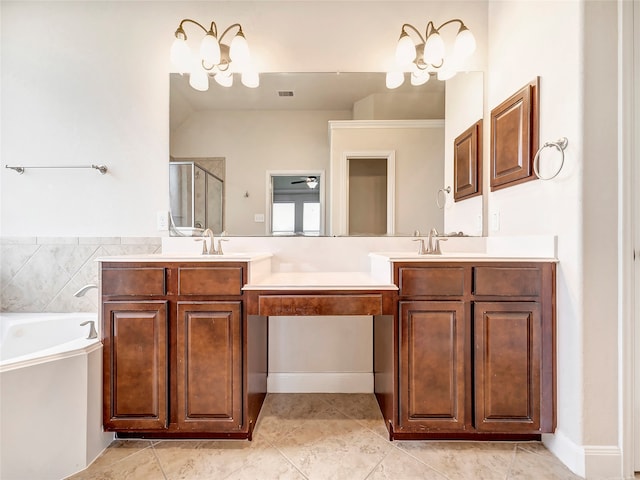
[176,302,243,432]
[474,302,541,433]
[103,301,168,431]
[399,301,467,431]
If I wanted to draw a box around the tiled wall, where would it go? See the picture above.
[0,236,161,313]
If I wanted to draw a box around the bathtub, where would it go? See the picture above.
[0,313,114,480]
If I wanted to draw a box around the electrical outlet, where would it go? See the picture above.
[254,214,265,223]
[475,214,482,232]
[156,211,169,231]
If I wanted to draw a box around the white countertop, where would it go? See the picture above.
[96,253,273,263]
[368,252,559,262]
[243,271,397,291]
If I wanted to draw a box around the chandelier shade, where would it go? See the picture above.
[387,18,476,89]
[170,18,259,91]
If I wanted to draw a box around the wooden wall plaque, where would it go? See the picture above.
[454,119,483,201]
[490,78,539,191]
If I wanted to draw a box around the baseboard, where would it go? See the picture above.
[543,431,624,479]
[543,430,586,477]
[267,372,374,393]
[583,445,623,479]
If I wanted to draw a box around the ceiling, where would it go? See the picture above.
[170,71,445,112]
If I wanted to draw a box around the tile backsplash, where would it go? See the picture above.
[0,236,161,313]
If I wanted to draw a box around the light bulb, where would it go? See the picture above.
[241,70,260,88]
[395,32,416,66]
[454,26,476,59]
[170,37,192,74]
[423,31,445,66]
[200,32,221,67]
[214,70,233,87]
[189,65,209,91]
[229,32,250,66]
[385,70,404,89]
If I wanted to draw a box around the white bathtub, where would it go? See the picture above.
[0,313,114,480]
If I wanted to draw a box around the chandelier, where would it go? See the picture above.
[386,19,476,89]
[170,18,259,91]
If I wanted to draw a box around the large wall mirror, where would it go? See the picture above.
[169,71,483,236]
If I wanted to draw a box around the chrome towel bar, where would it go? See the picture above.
[5,164,108,175]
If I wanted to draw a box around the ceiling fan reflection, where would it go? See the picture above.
[291,176,319,189]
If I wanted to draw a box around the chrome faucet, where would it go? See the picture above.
[201,228,217,255]
[412,229,448,255]
[427,228,438,253]
[74,284,97,297]
[427,228,448,255]
[216,238,229,255]
[80,320,98,339]
[412,238,428,255]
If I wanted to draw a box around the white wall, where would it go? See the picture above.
[487,1,622,478]
[0,0,488,236]
[443,71,484,236]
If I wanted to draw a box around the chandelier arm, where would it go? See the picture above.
[208,21,218,36]
[201,60,215,72]
[425,21,437,38]
[177,18,209,37]
[217,60,231,72]
[401,23,426,44]
[219,23,243,44]
[433,18,465,32]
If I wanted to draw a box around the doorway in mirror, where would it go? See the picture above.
[267,171,325,236]
[348,158,388,235]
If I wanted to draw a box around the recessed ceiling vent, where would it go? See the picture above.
[278,91,294,97]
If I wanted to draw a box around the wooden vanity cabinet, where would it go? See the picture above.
[390,261,555,439]
[398,300,467,432]
[101,261,262,439]
[103,300,168,431]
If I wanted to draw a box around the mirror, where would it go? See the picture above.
[170,71,483,236]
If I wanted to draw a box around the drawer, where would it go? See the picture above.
[178,267,243,296]
[398,267,465,297]
[102,267,166,296]
[474,266,541,297]
[258,295,383,316]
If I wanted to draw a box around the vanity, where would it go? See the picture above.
[99,245,556,441]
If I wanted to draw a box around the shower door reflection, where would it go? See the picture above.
[170,160,224,235]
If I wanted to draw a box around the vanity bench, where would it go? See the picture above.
[99,254,556,441]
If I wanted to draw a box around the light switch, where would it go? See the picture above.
[156,211,169,231]
[491,212,500,232]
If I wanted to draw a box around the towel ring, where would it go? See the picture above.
[436,186,451,209]
[533,137,568,180]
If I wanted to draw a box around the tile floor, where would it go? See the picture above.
[66,393,585,480]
